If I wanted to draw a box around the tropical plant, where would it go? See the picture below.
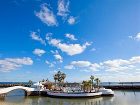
[61,73,66,83]
[82,80,92,92]
[53,71,66,90]
[28,80,33,87]
[82,81,86,92]
[90,75,94,90]
[54,71,66,83]
[53,74,58,84]
[94,78,100,88]
[87,80,92,92]
[42,79,45,82]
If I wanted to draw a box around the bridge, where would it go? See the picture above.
[0,86,40,99]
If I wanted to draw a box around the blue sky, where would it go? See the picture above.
[0,0,140,82]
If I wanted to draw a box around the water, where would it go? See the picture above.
[100,82,140,86]
[0,90,140,105]
[1,82,140,87]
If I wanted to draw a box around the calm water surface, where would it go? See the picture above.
[0,90,140,105]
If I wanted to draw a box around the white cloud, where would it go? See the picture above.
[65,33,77,40]
[128,36,133,39]
[35,4,57,26]
[89,63,100,71]
[67,16,76,25]
[45,60,50,64]
[57,0,78,25]
[49,70,58,75]
[55,42,90,56]
[129,33,140,41]
[64,65,74,69]
[46,33,53,40]
[103,59,130,68]
[50,50,63,62]
[45,60,54,67]
[49,63,54,67]
[103,59,131,72]
[50,50,59,54]
[33,49,46,56]
[71,61,91,67]
[103,57,140,72]
[57,0,69,17]
[130,56,140,63]
[54,54,63,62]
[65,61,100,72]
[91,48,96,51]
[102,57,140,72]
[30,31,46,45]
[47,37,91,56]
[65,56,140,72]
[0,57,33,72]
[49,38,61,46]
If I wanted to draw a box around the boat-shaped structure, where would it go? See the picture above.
[99,88,114,96]
[47,91,102,98]
[46,88,114,98]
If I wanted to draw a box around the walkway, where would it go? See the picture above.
[0,86,37,94]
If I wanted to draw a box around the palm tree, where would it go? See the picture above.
[90,75,94,90]
[82,80,92,92]
[57,71,62,83]
[53,74,58,84]
[61,73,66,83]
[82,81,86,92]
[94,78,100,92]
[53,71,66,90]
[55,71,66,83]
[87,80,92,92]
[28,80,33,87]
[42,79,45,82]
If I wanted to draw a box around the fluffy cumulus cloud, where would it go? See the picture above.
[47,36,91,56]
[129,33,140,41]
[57,0,69,17]
[102,59,131,71]
[65,56,140,72]
[35,4,57,26]
[56,42,91,56]
[64,65,74,69]
[65,60,100,71]
[54,54,63,62]
[0,57,33,72]
[33,49,46,56]
[50,50,63,62]
[89,63,101,71]
[67,16,76,25]
[57,0,77,24]
[30,31,46,45]
[65,33,77,40]
[102,56,140,71]
[71,61,91,67]
[130,56,140,63]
